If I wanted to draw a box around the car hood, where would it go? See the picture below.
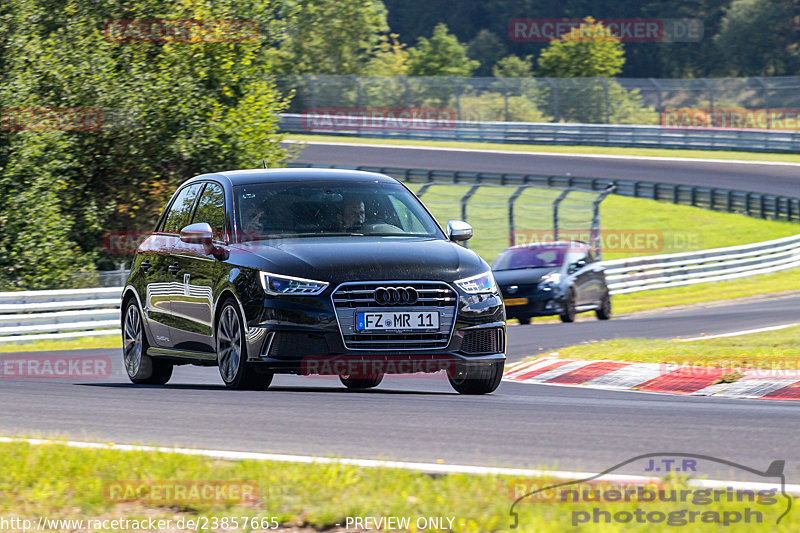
[492,267,560,286]
[230,236,488,283]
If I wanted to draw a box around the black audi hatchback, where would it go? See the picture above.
[121,169,506,394]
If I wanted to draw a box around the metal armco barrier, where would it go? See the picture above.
[1,234,798,342]
[280,114,800,154]
[604,234,800,294]
[287,163,800,222]
[0,287,122,344]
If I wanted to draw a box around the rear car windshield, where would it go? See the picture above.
[233,180,443,240]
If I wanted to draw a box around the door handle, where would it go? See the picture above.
[140,260,151,273]
[168,263,181,275]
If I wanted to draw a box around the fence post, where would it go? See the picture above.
[702,78,714,116]
[600,78,610,124]
[351,75,362,109]
[302,75,317,113]
[545,78,559,122]
[552,189,572,241]
[499,77,510,122]
[460,185,481,248]
[401,76,411,108]
[591,183,616,259]
[756,77,770,129]
[449,77,462,121]
[508,186,527,247]
[649,78,663,115]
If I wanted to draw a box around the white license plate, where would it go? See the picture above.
[356,311,439,331]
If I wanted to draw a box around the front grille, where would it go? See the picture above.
[333,283,456,308]
[332,281,458,350]
[461,327,505,355]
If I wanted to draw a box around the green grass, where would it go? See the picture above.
[0,334,121,353]
[405,184,800,263]
[542,324,800,369]
[287,133,800,163]
[1,439,795,532]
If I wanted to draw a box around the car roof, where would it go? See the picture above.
[185,168,400,187]
[506,241,590,251]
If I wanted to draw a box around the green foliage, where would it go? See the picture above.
[714,0,800,76]
[537,17,625,78]
[492,55,534,78]
[364,34,409,76]
[0,0,290,287]
[276,0,390,75]
[466,29,507,77]
[407,23,479,77]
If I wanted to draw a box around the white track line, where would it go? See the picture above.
[3,437,798,495]
[677,323,800,342]
[283,140,800,168]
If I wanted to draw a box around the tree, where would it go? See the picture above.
[467,30,507,77]
[407,23,479,76]
[0,0,290,287]
[364,34,409,76]
[493,55,534,77]
[537,17,624,78]
[714,0,800,76]
[277,0,390,75]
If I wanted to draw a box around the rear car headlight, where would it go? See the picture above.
[260,271,329,296]
[454,271,497,294]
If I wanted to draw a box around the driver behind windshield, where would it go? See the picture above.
[337,198,365,232]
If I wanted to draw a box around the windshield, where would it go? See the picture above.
[492,246,568,270]
[234,180,443,240]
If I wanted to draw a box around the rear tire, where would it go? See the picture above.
[122,298,173,385]
[340,373,383,390]
[559,289,576,323]
[596,292,612,320]
[216,299,272,390]
[448,361,504,395]
[517,315,531,325]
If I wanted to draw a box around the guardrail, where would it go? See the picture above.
[1,234,798,342]
[605,234,800,294]
[287,163,800,222]
[0,287,122,344]
[280,113,800,154]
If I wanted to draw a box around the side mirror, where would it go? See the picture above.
[180,222,214,246]
[446,220,473,242]
[568,260,586,274]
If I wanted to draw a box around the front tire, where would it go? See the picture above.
[340,373,383,390]
[448,361,504,395]
[216,299,272,390]
[122,299,172,385]
[517,315,531,325]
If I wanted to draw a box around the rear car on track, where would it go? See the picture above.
[493,241,611,323]
[121,168,506,394]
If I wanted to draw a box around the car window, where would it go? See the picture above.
[233,180,443,239]
[389,195,428,233]
[162,184,204,234]
[493,247,566,270]
[192,183,226,241]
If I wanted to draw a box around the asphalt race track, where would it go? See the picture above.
[2,294,799,481]
[289,141,800,197]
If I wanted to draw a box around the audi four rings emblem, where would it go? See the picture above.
[374,286,419,305]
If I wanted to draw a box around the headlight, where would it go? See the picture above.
[454,271,497,294]
[538,271,562,290]
[259,271,329,296]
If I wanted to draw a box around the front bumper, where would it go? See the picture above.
[502,289,566,318]
[243,286,506,374]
